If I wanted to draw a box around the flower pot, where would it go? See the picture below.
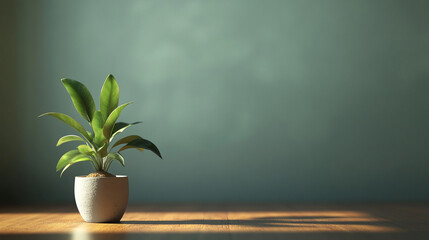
[74,175,128,223]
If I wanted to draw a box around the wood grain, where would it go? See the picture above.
[0,204,428,239]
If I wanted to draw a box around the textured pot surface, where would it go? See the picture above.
[74,175,128,223]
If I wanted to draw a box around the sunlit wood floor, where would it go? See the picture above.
[0,204,428,239]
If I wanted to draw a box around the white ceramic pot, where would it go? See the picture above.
[74,175,128,223]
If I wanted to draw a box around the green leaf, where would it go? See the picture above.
[120,146,144,152]
[86,131,94,141]
[119,137,162,159]
[39,112,91,141]
[100,74,119,122]
[61,78,96,122]
[110,121,141,140]
[112,122,129,134]
[111,135,141,149]
[56,150,80,171]
[97,143,106,151]
[56,135,86,146]
[94,141,108,158]
[106,152,125,168]
[91,110,106,146]
[99,146,108,158]
[77,144,93,155]
[103,102,132,139]
[60,155,93,177]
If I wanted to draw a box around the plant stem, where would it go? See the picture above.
[90,159,97,170]
[97,153,103,171]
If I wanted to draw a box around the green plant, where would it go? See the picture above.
[39,74,162,176]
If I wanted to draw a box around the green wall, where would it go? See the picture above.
[2,0,429,203]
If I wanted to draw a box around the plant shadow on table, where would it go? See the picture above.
[1,232,427,240]
[1,232,428,240]
[120,215,389,227]
[2,216,427,240]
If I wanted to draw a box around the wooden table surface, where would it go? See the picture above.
[0,204,428,239]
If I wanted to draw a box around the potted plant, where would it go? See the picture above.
[39,74,162,223]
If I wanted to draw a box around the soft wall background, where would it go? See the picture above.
[1,0,429,203]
